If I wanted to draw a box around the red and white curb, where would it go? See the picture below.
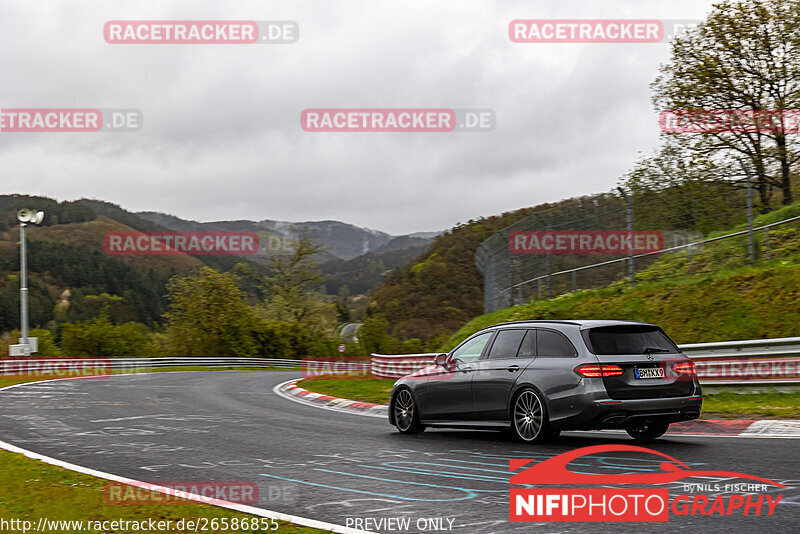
[274,379,387,418]
[275,379,800,439]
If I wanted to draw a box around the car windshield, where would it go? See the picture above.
[583,325,679,355]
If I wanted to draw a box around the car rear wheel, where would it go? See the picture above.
[511,389,556,443]
[393,389,425,434]
[626,421,669,442]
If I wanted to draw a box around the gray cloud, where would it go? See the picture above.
[0,0,713,234]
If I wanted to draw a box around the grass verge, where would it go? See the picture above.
[0,450,328,534]
[298,377,396,405]
[700,389,800,419]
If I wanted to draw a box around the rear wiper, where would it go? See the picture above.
[642,347,671,354]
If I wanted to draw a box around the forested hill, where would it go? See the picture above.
[367,204,553,347]
[0,196,210,332]
[0,195,436,333]
[367,181,748,348]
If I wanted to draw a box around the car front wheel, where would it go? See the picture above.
[393,388,425,434]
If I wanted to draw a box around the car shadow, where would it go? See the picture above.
[384,427,710,450]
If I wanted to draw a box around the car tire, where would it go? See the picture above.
[626,421,669,442]
[510,388,556,443]
[392,388,425,434]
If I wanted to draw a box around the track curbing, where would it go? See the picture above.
[277,378,800,439]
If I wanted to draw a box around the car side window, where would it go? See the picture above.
[451,332,493,363]
[536,329,578,357]
[517,329,536,359]
[486,329,526,360]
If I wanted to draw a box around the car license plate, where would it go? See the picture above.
[635,367,665,379]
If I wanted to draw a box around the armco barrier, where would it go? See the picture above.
[371,336,800,385]
[0,357,301,375]
[679,337,800,385]
[370,353,436,379]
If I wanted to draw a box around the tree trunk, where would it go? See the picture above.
[753,153,771,211]
[775,133,794,205]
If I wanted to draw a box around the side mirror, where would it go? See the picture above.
[433,353,449,367]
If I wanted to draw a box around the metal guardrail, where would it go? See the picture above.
[3,340,797,386]
[0,357,302,374]
[371,336,800,385]
[371,353,437,379]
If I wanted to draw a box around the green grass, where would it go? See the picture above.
[299,377,396,405]
[700,389,800,419]
[443,202,800,350]
[298,378,800,420]
[443,258,800,350]
[0,450,328,534]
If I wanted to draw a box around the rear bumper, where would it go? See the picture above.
[553,390,703,430]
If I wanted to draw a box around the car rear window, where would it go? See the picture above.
[486,329,526,359]
[583,325,679,355]
[536,329,578,357]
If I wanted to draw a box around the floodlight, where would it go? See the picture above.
[17,209,45,225]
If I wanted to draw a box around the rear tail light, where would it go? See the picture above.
[673,361,697,375]
[574,364,624,377]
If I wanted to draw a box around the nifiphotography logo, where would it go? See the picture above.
[510,445,785,522]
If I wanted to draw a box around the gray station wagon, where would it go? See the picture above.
[389,320,702,442]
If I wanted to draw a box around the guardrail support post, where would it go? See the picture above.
[617,187,635,284]
[737,159,756,265]
[765,227,771,260]
[535,213,552,298]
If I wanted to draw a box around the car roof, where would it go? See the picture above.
[477,319,655,332]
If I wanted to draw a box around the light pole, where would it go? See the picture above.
[11,209,44,356]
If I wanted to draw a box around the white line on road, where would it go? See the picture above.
[89,414,175,423]
[0,376,377,534]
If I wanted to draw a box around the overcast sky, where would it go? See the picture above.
[0,0,718,235]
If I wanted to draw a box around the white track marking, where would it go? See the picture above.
[0,376,376,534]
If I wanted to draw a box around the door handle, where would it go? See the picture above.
[507,365,520,372]
[461,366,473,373]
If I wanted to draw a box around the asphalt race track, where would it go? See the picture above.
[0,371,797,533]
